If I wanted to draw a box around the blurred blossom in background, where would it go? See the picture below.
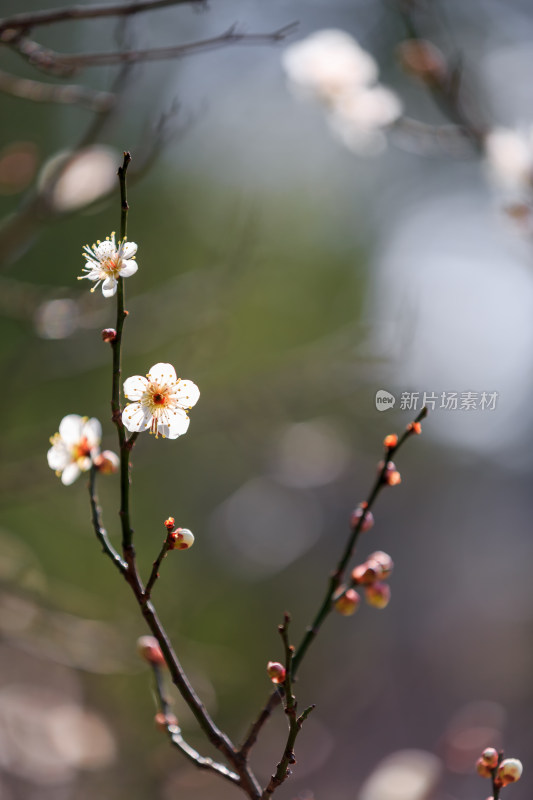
[1,0,533,798]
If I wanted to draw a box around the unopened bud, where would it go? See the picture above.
[378,460,401,486]
[137,635,165,666]
[407,421,422,435]
[168,528,195,551]
[476,758,494,778]
[334,588,361,616]
[93,450,119,474]
[164,517,175,530]
[350,504,374,532]
[397,39,447,83]
[497,759,523,786]
[155,711,178,730]
[365,581,391,609]
[383,434,398,449]
[367,551,394,579]
[351,560,382,586]
[101,327,117,343]
[267,661,286,685]
[481,748,499,769]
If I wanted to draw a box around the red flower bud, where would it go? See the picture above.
[334,588,361,616]
[137,635,165,666]
[101,327,117,343]
[266,661,286,685]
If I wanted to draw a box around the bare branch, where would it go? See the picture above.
[0,0,207,36]
[11,23,298,77]
[0,67,114,110]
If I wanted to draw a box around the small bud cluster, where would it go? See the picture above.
[476,748,523,793]
[350,502,374,532]
[155,711,178,730]
[334,551,394,615]
[378,460,401,486]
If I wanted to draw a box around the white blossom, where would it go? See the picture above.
[47,414,102,485]
[78,232,138,298]
[122,362,200,439]
[282,29,402,155]
[484,126,533,198]
[282,29,378,104]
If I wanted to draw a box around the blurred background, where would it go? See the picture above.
[1,0,533,798]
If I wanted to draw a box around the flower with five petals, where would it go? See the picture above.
[47,414,102,485]
[78,232,138,297]
[122,363,199,439]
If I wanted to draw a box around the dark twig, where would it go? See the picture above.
[240,409,428,755]
[143,535,172,603]
[0,0,206,35]
[9,24,299,78]
[88,466,127,573]
[261,614,314,798]
[150,661,240,785]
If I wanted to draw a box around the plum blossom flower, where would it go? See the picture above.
[122,362,199,439]
[282,29,403,155]
[47,414,102,485]
[78,232,138,298]
[484,126,533,200]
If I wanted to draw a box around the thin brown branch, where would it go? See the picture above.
[239,409,428,756]
[10,23,299,77]
[150,661,240,786]
[88,467,128,574]
[0,0,206,35]
[0,67,114,110]
[260,614,314,798]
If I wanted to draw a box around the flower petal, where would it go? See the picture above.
[47,444,70,471]
[123,375,148,401]
[147,363,177,385]
[121,241,137,259]
[158,408,190,439]
[119,260,138,278]
[102,277,117,297]
[122,402,152,432]
[171,380,200,409]
[58,414,84,445]
[61,462,81,485]
[82,417,102,447]
[93,240,116,261]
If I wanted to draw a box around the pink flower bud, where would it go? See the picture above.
[481,748,499,769]
[101,327,117,343]
[497,758,523,786]
[168,528,195,550]
[267,661,286,685]
[137,635,165,666]
[155,711,178,730]
[350,504,374,532]
[476,757,494,778]
[334,588,361,616]
[365,581,391,609]
[351,560,382,586]
[367,551,394,579]
[93,449,119,474]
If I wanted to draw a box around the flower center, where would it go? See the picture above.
[153,393,166,405]
[101,256,121,276]
[72,436,92,461]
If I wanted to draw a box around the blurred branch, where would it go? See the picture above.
[395,0,486,149]
[150,660,241,786]
[0,67,115,110]
[8,23,298,78]
[0,0,207,35]
[239,409,428,756]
